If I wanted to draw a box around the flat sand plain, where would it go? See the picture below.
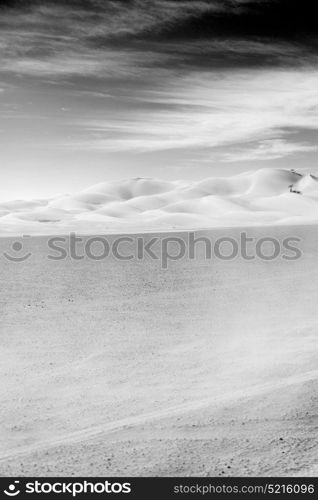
[0,225,318,476]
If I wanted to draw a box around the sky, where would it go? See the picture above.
[1,0,318,200]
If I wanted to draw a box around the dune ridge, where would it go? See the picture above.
[1,168,318,234]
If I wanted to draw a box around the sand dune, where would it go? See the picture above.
[1,168,318,234]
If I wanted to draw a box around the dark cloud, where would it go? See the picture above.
[154,0,318,42]
[2,0,318,42]
[0,0,317,81]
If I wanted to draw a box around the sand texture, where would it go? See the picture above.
[0,226,318,476]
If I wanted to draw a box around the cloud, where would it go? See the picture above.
[221,139,318,162]
[1,0,318,172]
[0,0,317,82]
[54,68,318,156]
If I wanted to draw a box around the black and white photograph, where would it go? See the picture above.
[1,0,318,493]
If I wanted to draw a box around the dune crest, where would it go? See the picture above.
[1,168,318,234]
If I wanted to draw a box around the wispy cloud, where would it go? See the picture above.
[221,139,318,162]
[53,69,318,156]
[1,0,318,194]
[1,0,317,81]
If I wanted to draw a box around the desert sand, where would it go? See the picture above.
[0,224,318,476]
[2,169,318,235]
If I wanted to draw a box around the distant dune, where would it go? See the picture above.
[1,168,318,234]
